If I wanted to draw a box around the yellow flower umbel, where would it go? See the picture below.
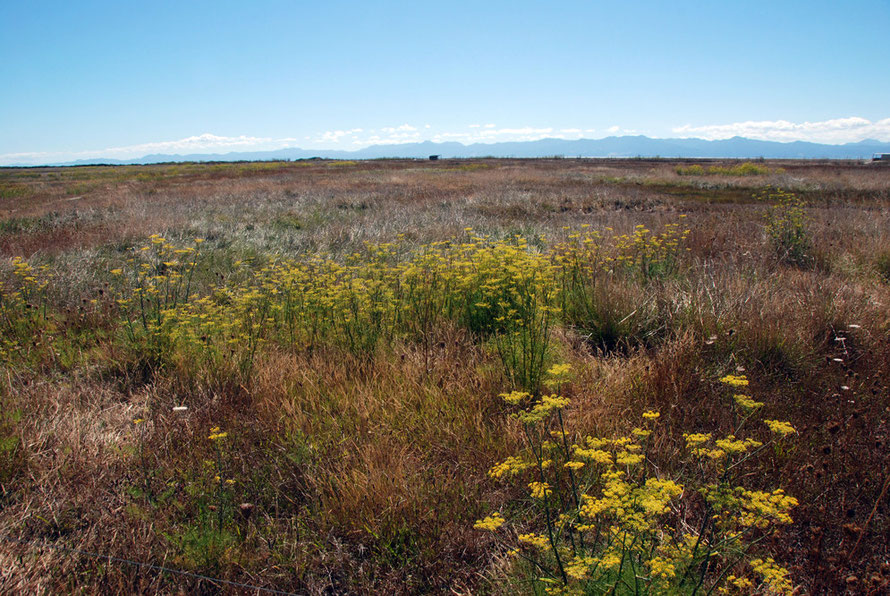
[547,363,572,377]
[544,363,573,388]
[473,512,506,531]
[764,420,796,437]
[683,432,713,458]
[750,557,793,595]
[632,427,652,439]
[715,435,762,455]
[648,556,676,581]
[739,489,798,528]
[518,533,550,549]
[563,555,595,580]
[573,445,613,465]
[529,481,553,499]
[517,394,571,423]
[733,393,763,412]
[208,426,228,441]
[488,456,532,479]
[500,390,530,405]
[719,374,749,387]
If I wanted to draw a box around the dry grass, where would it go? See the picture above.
[1,158,889,594]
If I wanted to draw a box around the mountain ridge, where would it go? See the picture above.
[9,135,890,167]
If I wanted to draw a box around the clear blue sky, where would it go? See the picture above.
[2,0,889,164]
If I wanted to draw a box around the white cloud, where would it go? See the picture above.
[600,126,639,136]
[316,128,365,144]
[1,124,606,164]
[86,133,301,158]
[0,133,300,165]
[672,117,890,143]
[430,126,558,144]
[381,124,418,133]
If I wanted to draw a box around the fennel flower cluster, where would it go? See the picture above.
[476,368,798,594]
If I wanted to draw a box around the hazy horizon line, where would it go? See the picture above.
[3,116,890,167]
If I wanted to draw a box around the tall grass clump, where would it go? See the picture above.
[0,398,23,498]
[114,235,203,352]
[757,188,811,267]
[553,221,688,353]
[0,257,52,364]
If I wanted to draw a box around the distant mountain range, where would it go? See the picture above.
[15,136,890,167]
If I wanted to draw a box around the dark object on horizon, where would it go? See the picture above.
[873,153,890,162]
[429,155,439,161]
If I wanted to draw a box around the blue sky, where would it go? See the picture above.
[2,1,889,164]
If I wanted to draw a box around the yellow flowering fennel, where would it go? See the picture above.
[733,393,763,412]
[96,225,690,388]
[500,390,530,405]
[632,427,652,439]
[764,419,796,436]
[516,394,571,424]
[715,436,762,455]
[476,370,798,594]
[488,456,533,479]
[208,426,228,441]
[111,233,566,385]
[546,363,573,378]
[473,512,505,531]
[563,555,595,580]
[529,481,553,499]
[750,557,793,594]
[719,374,749,387]
[88,223,691,395]
[518,533,551,549]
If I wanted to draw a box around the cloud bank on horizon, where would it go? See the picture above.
[2,117,889,166]
[672,117,890,144]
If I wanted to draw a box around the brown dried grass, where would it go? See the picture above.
[1,158,889,593]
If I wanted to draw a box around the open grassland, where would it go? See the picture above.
[0,158,889,594]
